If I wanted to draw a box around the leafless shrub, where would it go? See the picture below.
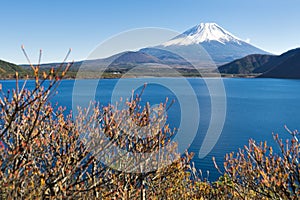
[0,48,199,199]
[215,127,300,199]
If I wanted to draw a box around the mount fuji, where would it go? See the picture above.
[21,23,270,72]
[140,23,270,67]
[163,23,242,46]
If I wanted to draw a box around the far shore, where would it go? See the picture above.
[0,72,260,80]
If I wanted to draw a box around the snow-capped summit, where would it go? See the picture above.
[141,22,270,66]
[163,23,243,46]
[142,22,270,65]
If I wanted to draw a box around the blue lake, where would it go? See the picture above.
[1,78,300,181]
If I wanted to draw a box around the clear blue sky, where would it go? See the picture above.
[1,0,300,64]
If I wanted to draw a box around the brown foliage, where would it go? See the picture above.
[1,49,300,199]
[0,49,201,199]
[219,129,300,199]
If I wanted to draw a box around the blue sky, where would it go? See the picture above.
[0,0,299,64]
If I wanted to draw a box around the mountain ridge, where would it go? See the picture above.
[218,48,300,78]
[258,48,300,78]
[0,59,25,78]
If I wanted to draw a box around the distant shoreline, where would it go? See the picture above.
[0,73,259,80]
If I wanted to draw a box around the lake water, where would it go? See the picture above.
[1,78,299,181]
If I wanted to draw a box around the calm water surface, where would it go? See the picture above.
[1,78,299,180]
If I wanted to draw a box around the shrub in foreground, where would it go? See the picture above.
[0,50,300,199]
[0,51,203,199]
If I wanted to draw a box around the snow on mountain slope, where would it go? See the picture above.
[163,23,243,46]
